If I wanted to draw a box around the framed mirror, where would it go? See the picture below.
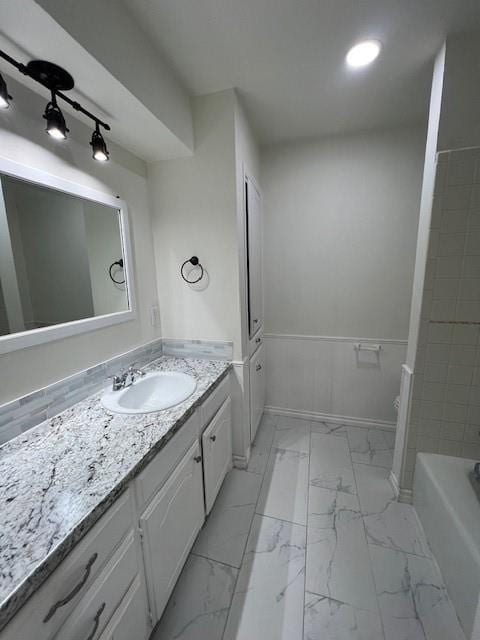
[0,158,135,354]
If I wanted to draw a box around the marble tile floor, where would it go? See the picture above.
[151,414,465,640]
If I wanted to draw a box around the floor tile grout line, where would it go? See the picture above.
[366,540,433,560]
[351,446,387,638]
[352,460,394,470]
[302,419,313,640]
[220,413,277,640]
[251,511,307,528]
[190,551,242,571]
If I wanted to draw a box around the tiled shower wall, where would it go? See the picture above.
[405,147,480,488]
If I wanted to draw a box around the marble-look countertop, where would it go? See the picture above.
[0,356,231,631]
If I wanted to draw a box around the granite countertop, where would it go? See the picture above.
[0,356,231,631]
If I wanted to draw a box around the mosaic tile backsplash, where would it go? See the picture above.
[0,338,232,445]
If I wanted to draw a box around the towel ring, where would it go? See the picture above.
[181,256,204,284]
[109,258,125,285]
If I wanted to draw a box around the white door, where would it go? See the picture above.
[249,343,266,442]
[246,177,263,338]
[139,441,204,623]
[202,397,233,513]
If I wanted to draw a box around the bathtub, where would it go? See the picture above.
[414,453,480,640]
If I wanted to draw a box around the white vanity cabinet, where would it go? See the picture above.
[55,531,145,640]
[1,488,146,640]
[138,440,205,623]
[2,376,232,640]
[202,397,233,513]
[249,343,266,442]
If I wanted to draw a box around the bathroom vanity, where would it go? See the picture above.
[0,357,232,640]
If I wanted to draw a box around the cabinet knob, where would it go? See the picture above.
[210,435,217,442]
[253,318,259,324]
[194,455,202,463]
[256,364,262,372]
[255,337,261,344]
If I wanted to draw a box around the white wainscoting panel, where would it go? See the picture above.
[264,334,407,427]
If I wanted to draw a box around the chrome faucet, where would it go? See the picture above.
[110,365,146,391]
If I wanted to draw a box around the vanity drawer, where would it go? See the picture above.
[55,531,139,640]
[2,489,134,640]
[97,575,149,640]
[134,410,199,511]
[200,375,230,430]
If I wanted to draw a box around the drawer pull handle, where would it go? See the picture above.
[255,337,261,344]
[210,435,217,442]
[194,455,202,463]
[85,602,106,640]
[43,553,98,622]
[256,364,262,371]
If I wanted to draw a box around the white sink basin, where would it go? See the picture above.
[101,371,197,414]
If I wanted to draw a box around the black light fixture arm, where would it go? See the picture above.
[0,49,110,132]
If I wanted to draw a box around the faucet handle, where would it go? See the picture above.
[109,375,123,391]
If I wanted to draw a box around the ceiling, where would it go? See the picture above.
[123,0,480,145]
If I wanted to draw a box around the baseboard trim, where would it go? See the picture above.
[233,453,249,470]
[264,405,396,431]
[398,487,413,504]
[389,470,400,498]
[390,468,413,503]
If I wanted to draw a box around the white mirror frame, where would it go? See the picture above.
[0,156,136,355]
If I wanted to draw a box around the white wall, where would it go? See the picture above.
[149,90,242,359]
[261,125,425,424]
[149,90,261,463]
[438,32,480,152]
[36,0,194,152]
[0,79,160,404]
[393,46,446,494]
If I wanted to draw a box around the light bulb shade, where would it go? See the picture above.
[44,101,68,139]
[90,128,109,162]
[0,73,12,109]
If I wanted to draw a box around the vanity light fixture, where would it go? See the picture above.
[90,123,109,162]
[0,50,111,161]
[0,73,11,109]
[44,92,69,140]
[346,39,382,68]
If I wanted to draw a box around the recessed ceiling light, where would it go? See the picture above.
[346,40,382,68]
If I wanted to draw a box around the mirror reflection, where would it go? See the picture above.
[0,174,129,337]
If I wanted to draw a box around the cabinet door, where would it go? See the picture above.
[202,397,232,513]
[98,576,150,640]
[139,441,204,623]
[249,343,266,442]
[246,177,263,338]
